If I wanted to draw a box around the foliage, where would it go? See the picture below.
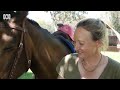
[45,11,87,27]
[18,72,34,79]
[108,11,120,33]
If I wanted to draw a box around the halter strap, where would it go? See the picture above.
[8,19,31,79]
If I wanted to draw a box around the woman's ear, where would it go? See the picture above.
[96,40,103,48]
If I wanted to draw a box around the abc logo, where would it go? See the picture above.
[3,14,11,20]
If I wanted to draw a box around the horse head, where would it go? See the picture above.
[0,11,31,79]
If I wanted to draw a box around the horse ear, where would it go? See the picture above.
[15,11,28,20]
[15,11,28,18]
[12,11,28,26]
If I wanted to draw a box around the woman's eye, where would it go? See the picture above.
[79,43,84,45]
[73,41,76,45]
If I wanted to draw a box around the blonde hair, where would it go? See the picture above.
[76,18,109,51]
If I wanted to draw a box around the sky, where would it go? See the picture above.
[85,11,105,18]
[27,11,53,22]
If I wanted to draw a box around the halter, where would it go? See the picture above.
[7,20,31,79]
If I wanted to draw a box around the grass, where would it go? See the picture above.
[18,51,120,79]
[18,72,34,79]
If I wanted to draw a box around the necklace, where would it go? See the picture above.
[82,54,102,72]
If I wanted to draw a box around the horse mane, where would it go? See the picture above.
[27,18,52,35]
[27,18,41,28]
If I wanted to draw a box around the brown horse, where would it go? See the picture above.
[0,11,72,79]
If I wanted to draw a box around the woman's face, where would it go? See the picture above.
[74,27,101,59]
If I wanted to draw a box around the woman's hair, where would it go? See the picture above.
[76,18,109,51]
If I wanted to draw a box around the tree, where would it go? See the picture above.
[45,11,87,27]
[108,11,120,33]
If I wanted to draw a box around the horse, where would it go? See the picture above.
[0,11,73,79]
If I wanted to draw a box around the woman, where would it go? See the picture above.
[56,18,120,79]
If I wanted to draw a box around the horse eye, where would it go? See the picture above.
[3,46,15,52]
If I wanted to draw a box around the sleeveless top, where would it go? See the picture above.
[56,53,120,79]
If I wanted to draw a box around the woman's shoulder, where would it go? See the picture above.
[60,53,78,64]
[57,53,78,66]
[99,56,120,79]
[108,57,120,78]
[108,57,120,67]
[56,53,78,72]
[56,53,80,79]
